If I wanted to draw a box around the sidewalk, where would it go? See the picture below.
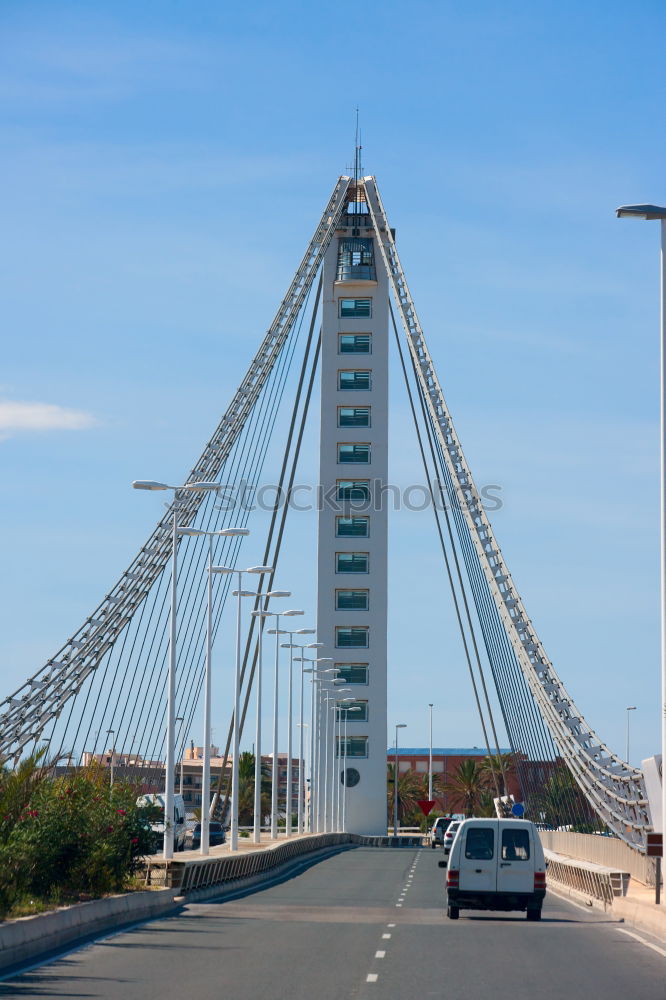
[146,830,314,864]
[612,878,666,941]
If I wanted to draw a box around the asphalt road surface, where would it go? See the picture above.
[2,846,664,999]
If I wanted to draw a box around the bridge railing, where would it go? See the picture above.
[544,849,629,904]
[144,832,424,892]
[539,830,657,887]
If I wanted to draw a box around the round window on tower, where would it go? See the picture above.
[342,767,360,787]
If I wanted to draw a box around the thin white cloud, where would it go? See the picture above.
[0,400,96,437]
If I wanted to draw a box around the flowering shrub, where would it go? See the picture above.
[0,754,155,918]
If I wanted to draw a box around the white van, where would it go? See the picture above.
[136,793,187,853]
[439,818,546,920]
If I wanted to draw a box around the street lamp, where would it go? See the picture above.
[428,704,434,803]
[393,723,407,837]
[211,563,275,851]
[179,526,250,855]
[303,661,334,831]
[626,706,637,764]
[334,697,355,831]
[132,478,221,859]
[174,716,185,795]
[249,591,291,844]
[616,204,666,847]
[106,729,115,787]
[340,705,361,833]
[322,684,351,832]
[267,610,304,838]
[281,632,318,834]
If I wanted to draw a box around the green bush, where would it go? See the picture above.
[0,755,155,919]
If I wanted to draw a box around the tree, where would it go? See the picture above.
[236,752,270,827]
[443,759,488,818]
[386,765,421,825]
[479,753,517,797]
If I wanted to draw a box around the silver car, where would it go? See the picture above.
[429,816,452,849]
[442,820,462,856]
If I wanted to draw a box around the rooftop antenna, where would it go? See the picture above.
[352,108,363,233]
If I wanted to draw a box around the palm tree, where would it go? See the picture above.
[443,759,488,818]
[386,765,421,825]
[479,753,516,797]
[236,751,271,827]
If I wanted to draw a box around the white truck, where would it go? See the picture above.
[440,818,546,920]
[136,793,187,853]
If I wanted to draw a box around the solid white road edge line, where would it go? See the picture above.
[616,927,666,958]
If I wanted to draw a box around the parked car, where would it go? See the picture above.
[430,816,453,849]
[442,820,461,856]
[191,822,226,849]
[136,793,187,853]
[440,818,546,920]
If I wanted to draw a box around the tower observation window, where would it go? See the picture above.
[339,298,372,318]
[337,238,376,282]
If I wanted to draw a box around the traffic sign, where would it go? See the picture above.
[647,833,663,857]
[417,799,436,816]
[511,802,525,818]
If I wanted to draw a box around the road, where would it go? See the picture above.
[2,846,664,999]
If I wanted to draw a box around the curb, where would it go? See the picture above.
[548,879,666,941]
[546,879,611,913]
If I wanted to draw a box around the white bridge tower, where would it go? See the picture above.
[316,179,389,834]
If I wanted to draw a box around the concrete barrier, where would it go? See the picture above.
[0,887,179,974]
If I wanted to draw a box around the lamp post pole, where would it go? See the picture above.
[178,527,250,856]
[267,611,304,839]
[211,563,276,852]
[335,698,354,831]
[626,706,637,764]
[175,716,184,795]
[251,609,267,844]
[249,597,291,843]
[283,633,318,835]
[341,706,361,832]
[428,704,433,803]
[106,729,115,788]
[304,662,334,833]
[132,478,220,859]
[393,723,407,837]
[616,205,666,855]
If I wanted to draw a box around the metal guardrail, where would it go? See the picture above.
[544,849,630,905]
[143,832,424,891]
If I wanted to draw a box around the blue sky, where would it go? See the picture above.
[1,0,664,765]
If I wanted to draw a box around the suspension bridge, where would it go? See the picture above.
[0,163,660,863]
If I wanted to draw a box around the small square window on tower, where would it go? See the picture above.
[336,589,369,610]
[339,334,371,354]
[339,298,372,318]
[335,626,369,648]
[338,443,371,464]
[338,370,371,391]
[336,516,369,537]
[336,552,369,573]
[334,663,369,684]
[338,406,371,428]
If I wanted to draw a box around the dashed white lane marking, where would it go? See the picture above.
[375,950,386,959]
[616,927,666,958]
[382,933,391,939]
[367,973,378,983]
[388,923,395,927]
[396,903,402,907]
